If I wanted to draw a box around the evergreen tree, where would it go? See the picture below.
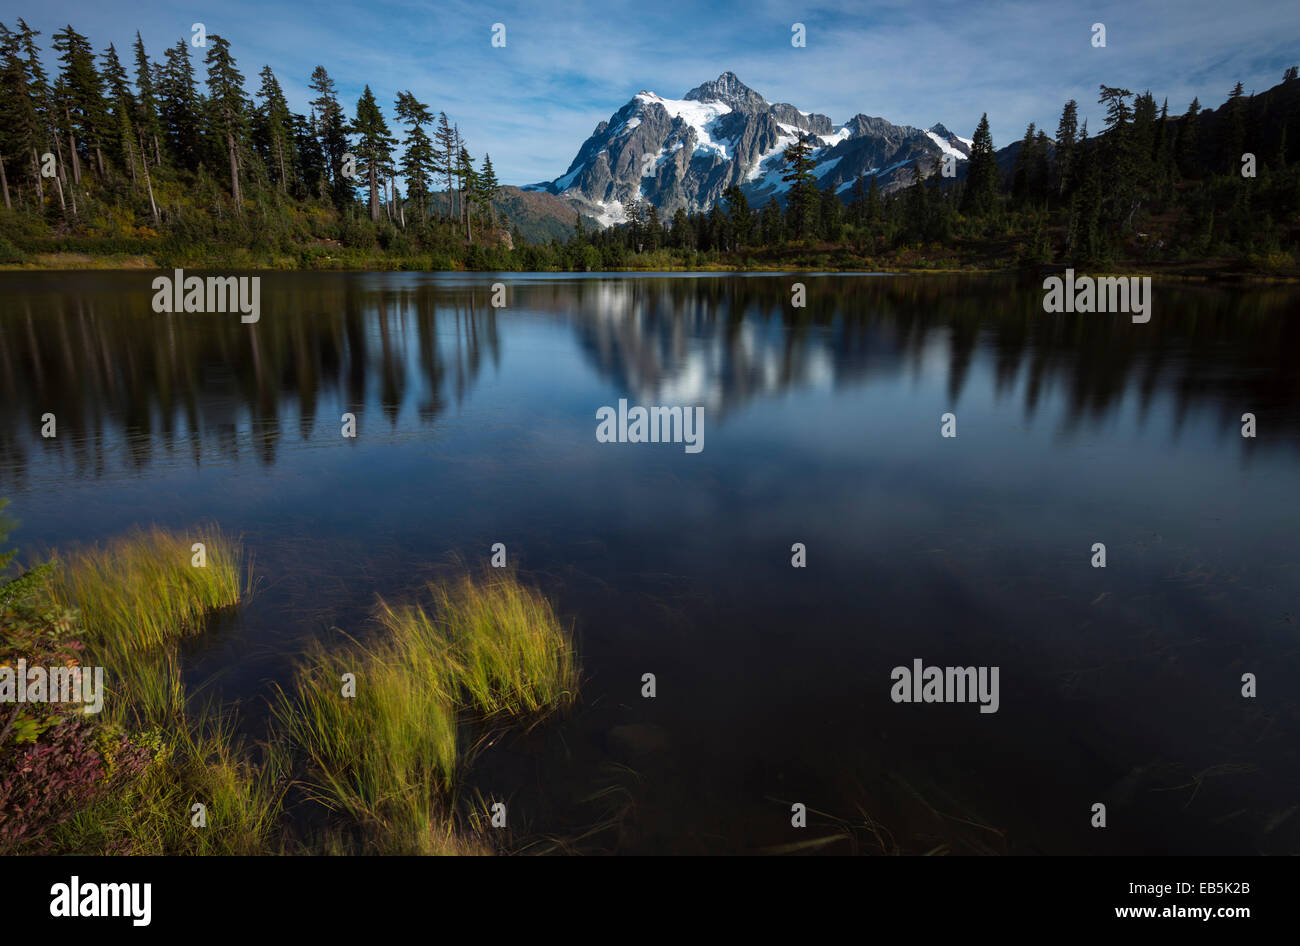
[255,66,295,194]
[160,39,202,170]
[1130,90,1158,191]
[1098,85,1140,229]
[394,90,435,221]
[1177,97,1201,178]
[0,22,45,209]
[1011,122,1038,207]
[1153,97,1174,196]
[1099,85,1134,129]
[961,113,997,215]
[434,111,455,218]
[1067,137,1105,262]
[99,44,138,190]
[292,111,325,199]
[671,207,692,249]
[760,196,783,245]
[780,133,818,239]
[723,184,751,246]
[1221,81,1246,175]
[707,202,728,252]
[52,25,107,182]
[476,153,499,225]
[1054,99,1079,196]
[624,194,645,251]
[848,173,866,227]
[818,183,843,241]
[455,144,478,238]
[350,85,394,221]
[131,32,162,166]
[1033,129,1051,202]
[907,159,928,239]
[99,43,132,117]
[308,66,348,205]
[204,35,248,207]
[865,173,881,230]
[16,20,64,211]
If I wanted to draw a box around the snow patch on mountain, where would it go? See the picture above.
[816,156,843,178]
[925,131,968,161]
[537,73,973,220]
[635,92,733,159]
[554,164,584,191]
[820,126,852,147]
[746,133,801,186]
[747,130,846,193]
[593,199,628,227]
[833,159,912,192]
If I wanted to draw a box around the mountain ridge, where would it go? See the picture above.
[523,72,972,224]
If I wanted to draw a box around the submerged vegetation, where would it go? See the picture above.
[0,509,579,855]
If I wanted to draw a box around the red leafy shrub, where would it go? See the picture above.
[1,598,153,853]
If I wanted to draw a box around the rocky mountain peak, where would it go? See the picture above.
[534,74,970,223]
[683,72,768,112]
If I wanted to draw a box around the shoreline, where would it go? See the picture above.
[2,253,1298,283]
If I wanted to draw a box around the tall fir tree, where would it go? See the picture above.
[52,25,107,182]
[455,143,477,239]
[308,66,349,205]
[255,66,295,194]
[1054,99,1079,196]
[1177,97,1201,179]
[394,90,435,222]
[780,133,818,239]
[204,35,248,207]
[350,85,394,221]
[476,153,499,226]
[160,39,202,171]
[961,113,997,215]
[131,32,162,166]
[434,111,455,218]
[1221,81,1246,175]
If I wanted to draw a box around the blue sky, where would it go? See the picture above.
[19,0,1300,185]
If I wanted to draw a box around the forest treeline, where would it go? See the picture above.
[0,20,504,267]
[0,19,1297,274]
[596,72,1300,275]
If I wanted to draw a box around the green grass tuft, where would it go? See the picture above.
[384,573,580,718]
[51,526,244,654]
[276,571,579,854]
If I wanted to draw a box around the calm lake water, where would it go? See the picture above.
[1,270,1297,854]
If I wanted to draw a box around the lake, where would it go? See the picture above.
[1,270,1297,854]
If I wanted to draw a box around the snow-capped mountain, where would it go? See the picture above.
[524,72,971,225]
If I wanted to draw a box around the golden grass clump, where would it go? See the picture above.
[276,571,579,854]
[51,526,244,654]
[385,573,580,718]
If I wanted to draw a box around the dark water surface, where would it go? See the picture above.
[1,271,1297,854]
